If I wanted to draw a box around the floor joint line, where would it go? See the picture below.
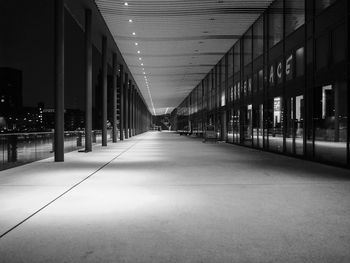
[0,137,142,239]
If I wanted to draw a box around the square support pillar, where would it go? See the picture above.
[119,65,124,140]
[101,36,108,147]
[124,73,129,139]
[112,53,118,143]
[54,0,65,162]
[84,9,92,152]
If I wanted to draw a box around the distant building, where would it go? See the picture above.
[0,68,23,131]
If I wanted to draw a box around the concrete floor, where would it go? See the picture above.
[0,132,350,263]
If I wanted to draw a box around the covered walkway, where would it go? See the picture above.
[0,132,350,262]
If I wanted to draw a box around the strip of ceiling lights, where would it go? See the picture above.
[125,2,156,116]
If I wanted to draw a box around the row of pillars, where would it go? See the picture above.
[54,0,151,162]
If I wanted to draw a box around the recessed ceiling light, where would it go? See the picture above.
[137,51,140,54]
[135,43,138,46]
[141,63,144,66]
[124,2,129,6]
[139,58,142,60]
[132,32,136,36]
[143,72,145,74]
[129,19,133,23]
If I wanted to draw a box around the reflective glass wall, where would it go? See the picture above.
[175,0,349,168]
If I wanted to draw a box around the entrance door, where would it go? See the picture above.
[286,95,304,155]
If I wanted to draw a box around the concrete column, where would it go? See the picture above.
[129,84,134,137]
[124,74,129,139]
[132,85,136,136]
[54,0,65,162]
[119,65,124,140]
[101,36,108,146]
[136,94,139,135]
[84,9,92,152]
[112,53,118,143]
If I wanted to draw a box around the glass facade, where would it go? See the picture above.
[269,0,283,47]
[316,0,337,13]
[175,0,349,168]
[285,0,305,36]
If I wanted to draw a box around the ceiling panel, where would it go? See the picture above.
[95,0,273,115]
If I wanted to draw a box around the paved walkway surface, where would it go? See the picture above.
[0,132,350,263]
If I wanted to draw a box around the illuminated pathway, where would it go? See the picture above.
[0,132,350,262]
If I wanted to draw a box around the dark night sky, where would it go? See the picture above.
[1,0,95,111]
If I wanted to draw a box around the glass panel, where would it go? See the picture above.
[228,48,234,78]
[244,29,252,66]
[229,85,234,103]
[221,58,226,107]
[247,78,252,97]
[269,0,284,47]
[253,73,258,94]
[316,0,337,13]
[253,16,264,59]
[332,24,346,64]
[285,0,305,36]
[234,42,241,73]
[285,53,294,81]
[296,47,305,77]
[316,34,329,70]
[286,95,304,155]
[243,80,247,97]
[228,109,234,143]
[259,104,264,148]
[314,83,347,164]
[244,104,253,146]
[268,97,284,152]
[258,69,264,92]
[295,95,304,155]
[233,109,240,143]
[253,106,258,146]
[286,97,294,154]
[0,131,86,171]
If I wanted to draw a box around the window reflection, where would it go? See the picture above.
[316,0,337,13]
[285,0,305,36]
[314,83,347,164]
[244,104,253,146]
[269,0,283,47]
[286,95,304,155]
[296,47,304,77]
[253,16,264,59]
[253,104,263,148]
[268,97,284,152]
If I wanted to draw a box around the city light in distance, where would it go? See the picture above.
[124,2,128,6]
[132,32,136,36]
[129,19,133,22]
[139,58,142,60]
[137,51,140,54]
[135,43,138,46]
[141,63,143,66]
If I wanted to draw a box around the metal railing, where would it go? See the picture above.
[0,129,113,171]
